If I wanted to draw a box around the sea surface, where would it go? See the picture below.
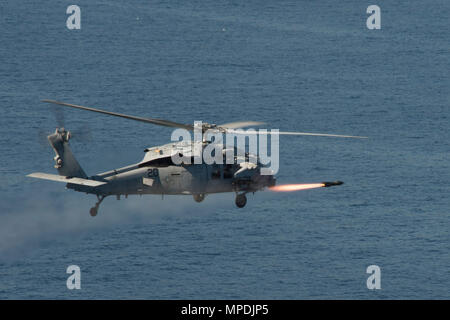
[0,0,449,299]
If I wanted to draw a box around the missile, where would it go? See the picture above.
[269,180,344,192]
[322,180,344,187]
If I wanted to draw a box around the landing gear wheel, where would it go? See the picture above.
[235,194,247,208]
[193,194,205,203]
[90,207,98,217]
[89,195,106,217]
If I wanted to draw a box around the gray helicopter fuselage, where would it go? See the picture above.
[67,140,274,197]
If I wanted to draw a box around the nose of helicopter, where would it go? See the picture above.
[256,172,276,188]
[268,175,276,187]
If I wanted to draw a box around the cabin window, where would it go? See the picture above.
[211,167,221,179]
[139,156,175,168]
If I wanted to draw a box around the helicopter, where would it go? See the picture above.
[27,100,366,216]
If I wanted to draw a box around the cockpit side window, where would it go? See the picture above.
[211,167,221,179]
[223,164,233,179]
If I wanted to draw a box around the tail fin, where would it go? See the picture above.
[48,128,87,178]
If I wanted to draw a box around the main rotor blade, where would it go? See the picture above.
[41,100,194,131]
[219,121,266,129]
[226,129,367,139]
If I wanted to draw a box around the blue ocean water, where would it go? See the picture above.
[0,0,449,299]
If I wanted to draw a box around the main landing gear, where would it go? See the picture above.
[90,195,106,217]
[235,193,247,208]
[193,193,205,203]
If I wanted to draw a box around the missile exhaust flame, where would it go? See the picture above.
[269,183,325,192]
[269,181,343,192]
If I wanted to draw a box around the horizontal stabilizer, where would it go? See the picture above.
[27,172,106,187]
